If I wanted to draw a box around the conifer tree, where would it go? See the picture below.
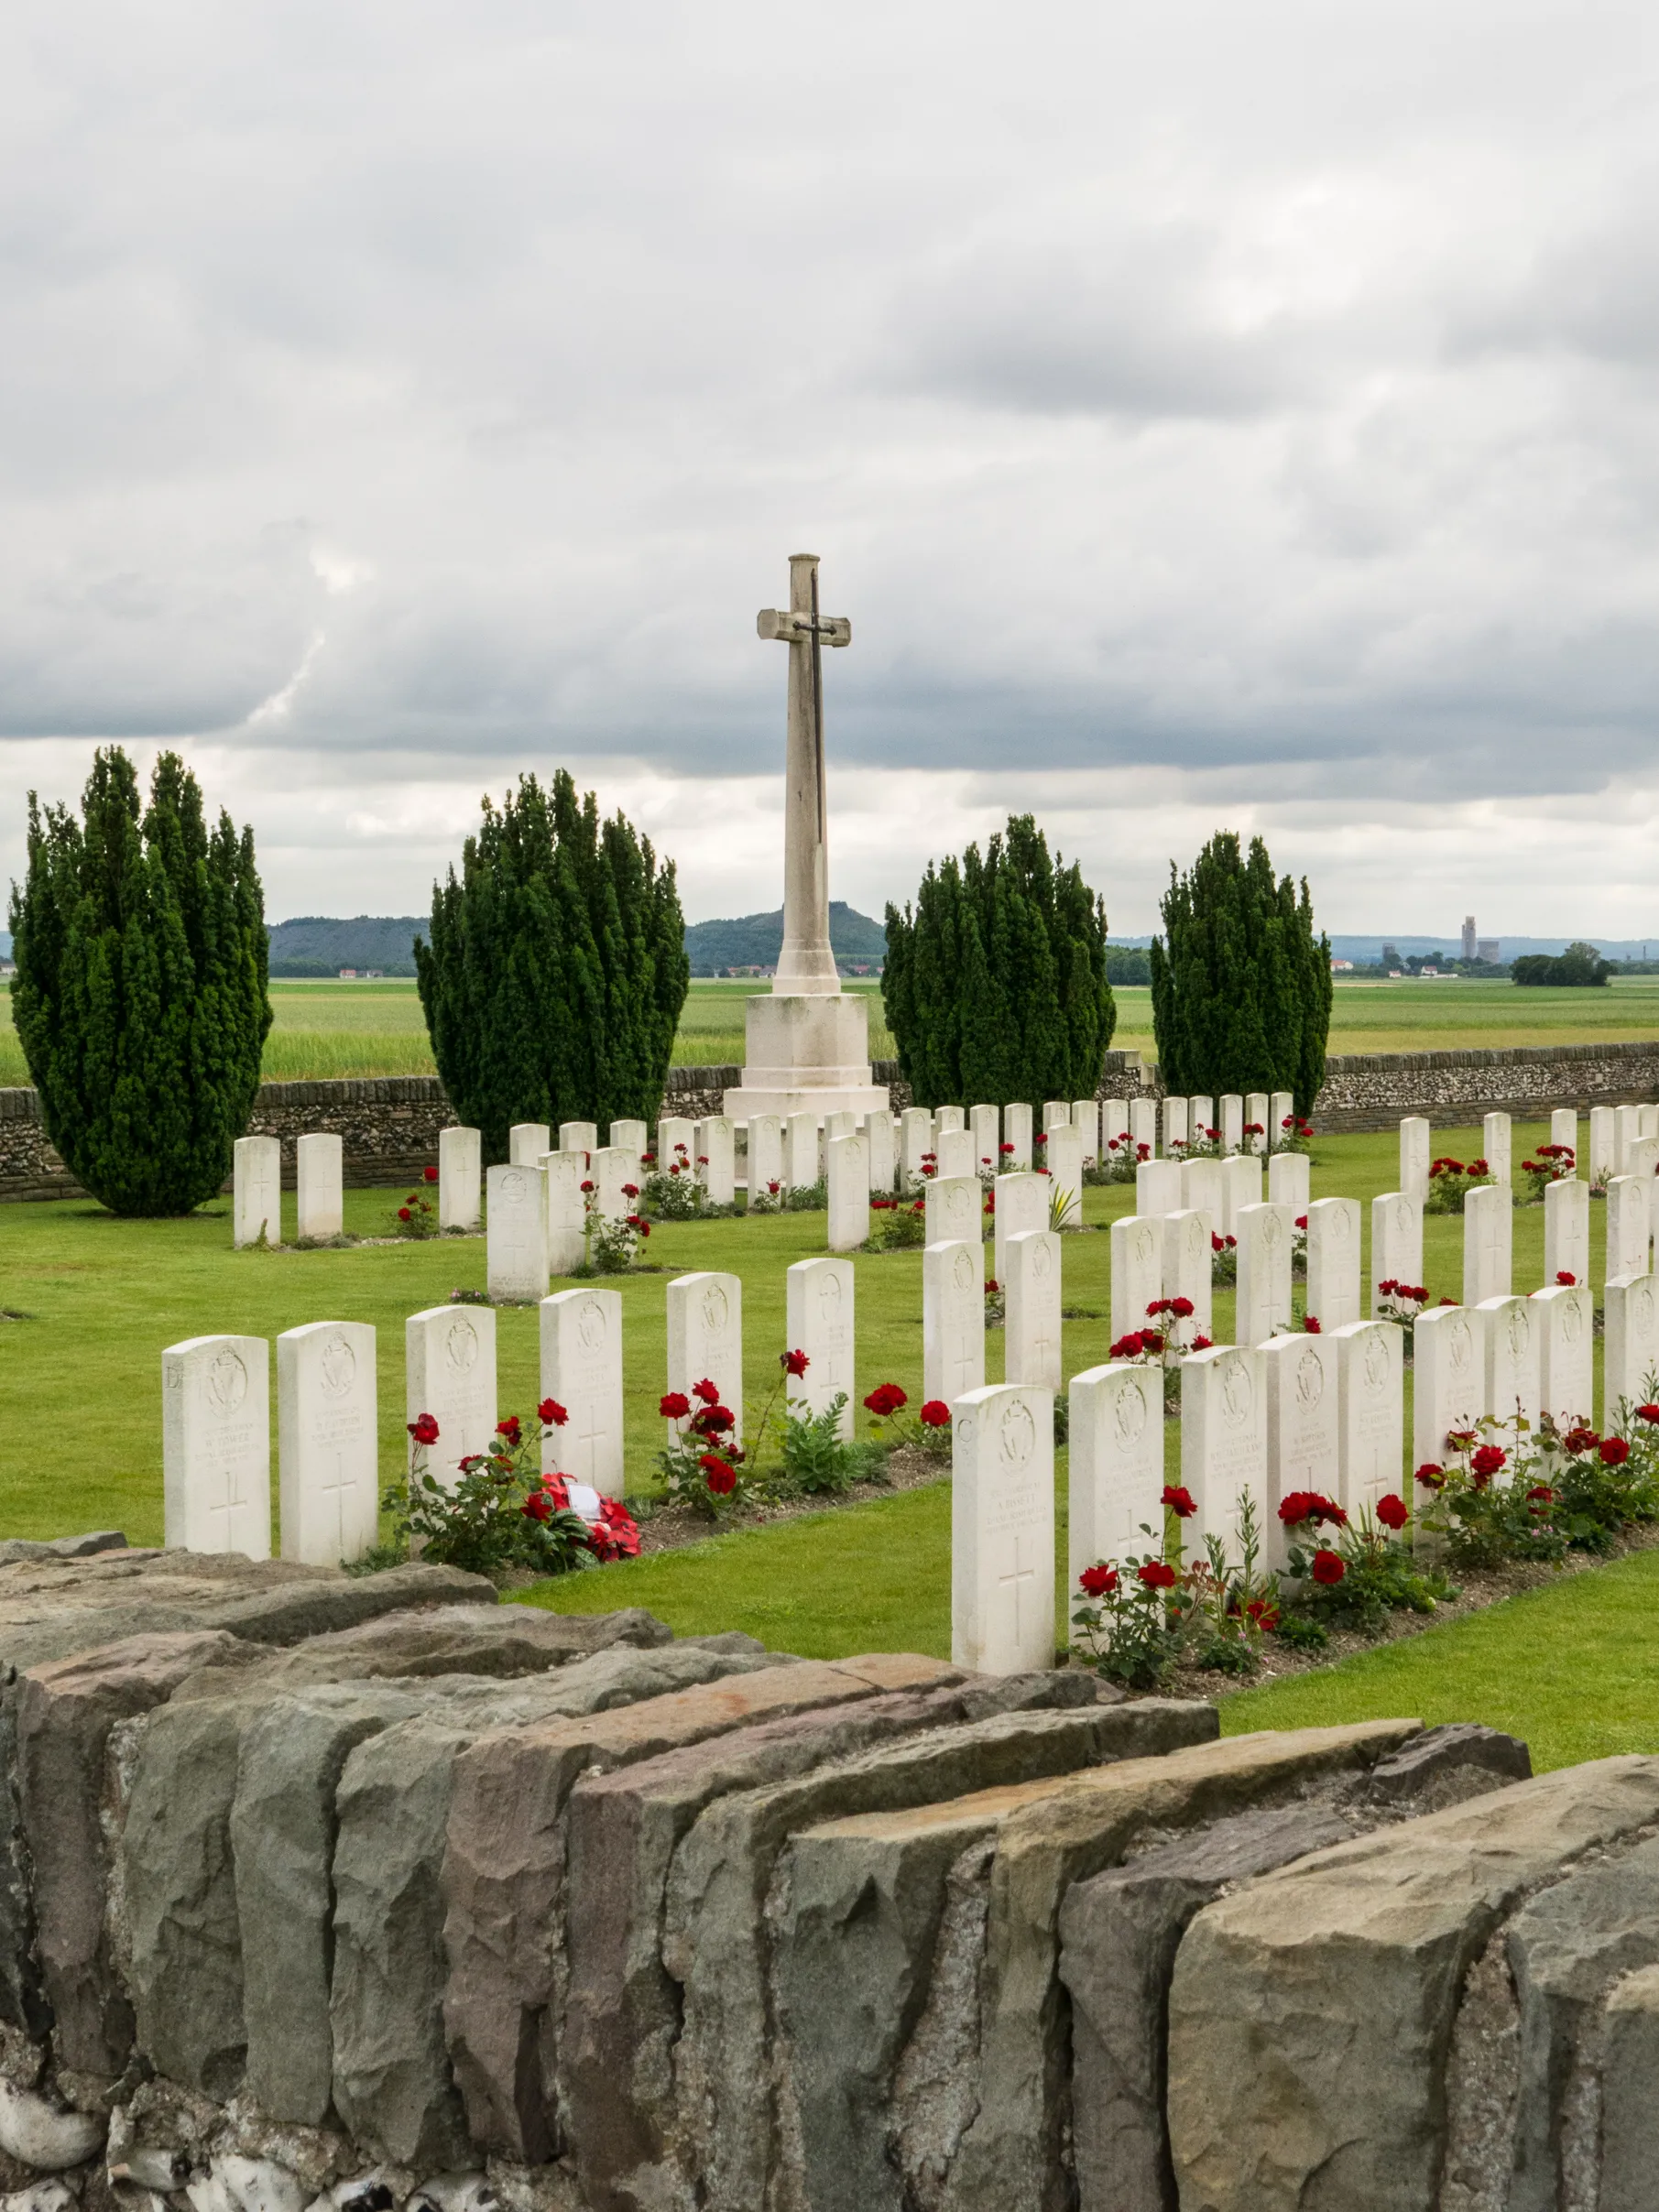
[416,770,688,1160]
[8,748,271,1215]
[882,814,1114,1108]
[1149,831,1332,1112]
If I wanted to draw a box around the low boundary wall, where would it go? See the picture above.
[5,1041,1658,1199]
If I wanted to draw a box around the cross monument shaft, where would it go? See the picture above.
[758,552,850,996]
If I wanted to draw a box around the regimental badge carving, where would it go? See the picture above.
[1448,1317,1472,1372]
[1363,1329,1391,1394]
[953,1248,977,1292]
[1220,1355,1253,1425]
[206,1347,248,1416]
[1332,1205,1353,1243]
[1636,1282,1655,1333]
[702,1283,730,1335]
[1294,1346,1324,1409]
[164,1361,184,1395]
[577,1297,606,1352]
[1113,1378,1149,1444]
[1032,1240,1053,1280]
[818,1272,844,1317]
[501,1169,528,1203]
[999,1397,1037,1466]
[1263,1211,1284,1251]
[1506,1303,1530,1358]
[1563,1297,1584,1345]
[320,1333,356,1399]
[444,1319,479,1374]
[1133,1226,1155,1266]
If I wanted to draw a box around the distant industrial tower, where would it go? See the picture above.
[1461,914,1478,961]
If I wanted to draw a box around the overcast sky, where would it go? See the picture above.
[5,0,1659,934]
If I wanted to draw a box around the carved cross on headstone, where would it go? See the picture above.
[758,553,851,995]
[999,1535,1037,1643]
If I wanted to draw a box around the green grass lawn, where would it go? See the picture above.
[1,1117,1646,1771]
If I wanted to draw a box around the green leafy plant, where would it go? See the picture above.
[416,769,688,1161]
[1424,1156,1494,1215]
[391,1409,595,1577]
[867,1196,927,1249]
[773,1394,889,1495]
[657,1379,747,1518]
[1413,1431,1566,1568]
[1149,831,1332,1114]
[1279,1491,1450,1631]
[9,748,271,1215]
[393,1169,441,1238]
[643,1143,707,1219]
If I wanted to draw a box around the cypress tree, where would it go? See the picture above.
[1149,831,1332,1112]
[882,814,1115,1108]
[8,748,271,1215]
[415,769,688,1160]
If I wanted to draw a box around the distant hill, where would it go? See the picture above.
[684,902,887,977]
[267,916,426,976]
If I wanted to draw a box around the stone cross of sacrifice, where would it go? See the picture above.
[758,553,851,996]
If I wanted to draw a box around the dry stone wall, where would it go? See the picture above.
[0,1534,1648,2207]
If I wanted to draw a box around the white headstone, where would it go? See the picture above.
[993,1171,1049,1285]
[1606,1274,1659,1420]
[295,1132,343,1243]
[970,1103,1001,1173]
[1130,1097,1157,1154]
[748,1115,784,1203]
[1006,1230,1062,1390]
[1588,1106,1617,1184]
[559,1121,598,1156]
[277,1321,378,1566]
[1003,1102,1034,1171]
[695,1117,736,1207]
[608,1119,648,1171]
[1370,1192,1423,1314]
[927,1172,984,1250]
[1269,1091,1293,1149]
[1236,1202,1295,1348]
[924,1237,986,1405]
[1400,1117,1431,1203]
[952,1384,1055,1675]
[666,1271,743,1444]
[1181,1345,1268,1567]
[1069,1362,1163,1595]
[1072,1098,1100,1168]
[1181,1157,1224,1230]
[234,1136,281,1249]
[162,1335,272,1557]
[1463,1182,1512,1306]
[1042,1101,1070,1133]
[1222,1094,1248,1155]
[1607,1174,1652,1284]
[1629,1136,1659,1189]
[935,1106,966,1137]
[787,1110,821,1192]
[1261,1332,1338,1567]
[542,1150,586,1277]
[406,1304,497,1493]
[1544,1175,1590,1290]
[1266,1151,1310,1215]
[487,1163,548,1299]
[1475,1293,1541,1460]
[657,1117,694,1177]
[935,1128,975,1181]
[511,1123,552,1167]
[1551,1107,1578,1160]
[826,1133,869,1252]
[864,1111,897,1196]
[1046,1124,1084,1227]
[1245,1094,1269,1154]
[1533,1283,1594,1436]
[1162,1208,1215,1339]
[1617,1103,1642,1175]
[1136,1158,1184,1219]
[1332,1321,1404,1520]
[1162,1096,1189,1157]
[787,1257,856,1436]
[1481,1112,1512,1189]
[1305,1197,1361,1331]
[1110,1215,1164,1345]
[539,1287,624,1496]
[1189,1096,1215,1146]
[1219,1154,1263,1237]
[1100,1100,1130,1164]
[590,1145,635,1225]
[1413,1304,1488,1470]
[439,1126,482,1232]
[1643,1106,1659,1142]
[901,1107,935,1186]
[824,1109,858,1149]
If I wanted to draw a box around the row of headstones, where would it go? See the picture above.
[1397,1104,1659,1200]
[231,1133,345,1247]
[1119,1088,1302,1159]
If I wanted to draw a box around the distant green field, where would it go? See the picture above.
[3,973,1656,1086]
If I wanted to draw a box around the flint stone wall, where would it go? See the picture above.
[0,1532,1644,2209]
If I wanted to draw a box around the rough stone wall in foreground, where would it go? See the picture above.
[0,1533,1647,2208]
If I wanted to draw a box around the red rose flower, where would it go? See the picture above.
[1600,1436,1632,1466]
[521,1489,552,1522]
[580,1180,595,1194]
[781,1348,810,1378]
[398,1206,412,1223]
[407,1412,440,1446]
[1034,1131,1048,1146]
[695,1405,735,1435]
[1375,1493,1409,1531]
[919,1400,952,1428]
[693,1378,722,1405]
[1414,1462,1446,1489]
[1303,1315,1322,1334]
[1563,1426,1599,1455]
[1527,1484,1555,1503]
[1192,1335,1214,1351]
[1079,1564,1119,1597]
[864,1383,909,1418]
[1638,1405,1659,1424]
[1295,1215,1307,1231]
[623,1183,639,1199]
[496,1416,522,1444]
[1161,1485,1196,1518]
[1469,1444,1507,1480]
[999,1141,1015,1154]
[701,1455,737,1496]
[1109,1333,1145,1360]
[423,1165,439,1183]
[539,1399,569,1428]
[1137,1560,1179,1590]
[1555,1270,1577,1286]
[1311,1550,1346,1585]
[660,1391,692,1420]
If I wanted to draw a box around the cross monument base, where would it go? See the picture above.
[722,991,890,1124]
